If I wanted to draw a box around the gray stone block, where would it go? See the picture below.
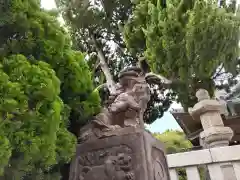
[69,127,170,180]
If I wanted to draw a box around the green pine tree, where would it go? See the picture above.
[56,0,175,124]
[124,0,240,110]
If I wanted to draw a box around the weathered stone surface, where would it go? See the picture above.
[69,128,170,180]
[189,89,234,148]
[78,67,151,142]
[189,89,236,180]
[70,67,170,180]
[200,126,233,148]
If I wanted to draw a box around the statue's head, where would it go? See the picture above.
[132,82,150,102]
[105,153,132,167]
[118,66,142,89]
[117,153,132,166]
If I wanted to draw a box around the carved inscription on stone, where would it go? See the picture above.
[152,147,168,180]
[74,145,135,180]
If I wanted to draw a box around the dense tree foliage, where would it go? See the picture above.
[154,130,205,180]
[154,130,192,154]
[154,130,192,180]
[124,0,240,110]
[56,0,174,123]
[1,0,239,179]
[55,0,136,84]
[0,0,100,179]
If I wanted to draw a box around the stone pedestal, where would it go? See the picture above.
[69,127,170,180]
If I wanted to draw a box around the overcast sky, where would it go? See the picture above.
[41,0,57,9]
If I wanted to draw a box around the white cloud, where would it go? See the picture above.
[40,0,65,26]
[41,0,57,9]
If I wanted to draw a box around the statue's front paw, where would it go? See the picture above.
[125,172,134,180]
[124,123,138,128]
[104,125,121,131]
[112,125,121,130]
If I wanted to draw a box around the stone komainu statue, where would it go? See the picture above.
[71,68,170,180]
[79,67,151,142]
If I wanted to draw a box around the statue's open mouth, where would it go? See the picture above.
[119,165,131,171]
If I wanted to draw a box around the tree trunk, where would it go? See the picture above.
[90,32,116,94]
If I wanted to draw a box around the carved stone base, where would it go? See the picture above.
[200,126,234,148]
[69,127,170,180]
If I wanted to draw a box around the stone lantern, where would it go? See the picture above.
[189,89,233,148]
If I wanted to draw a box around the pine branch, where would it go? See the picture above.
[212,64,224,79]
